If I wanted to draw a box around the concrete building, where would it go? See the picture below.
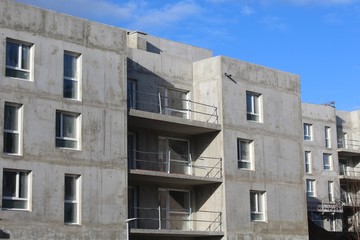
[302,103,360,236]
[0,0,341,239]
[0,1,128,239]
[302,103,343,232]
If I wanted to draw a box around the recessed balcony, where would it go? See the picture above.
[129,207,223,238]
[128,149,222,185]
[127,88,221,135]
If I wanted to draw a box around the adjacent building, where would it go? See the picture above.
[302,103,360,236]
[1,1,359,240]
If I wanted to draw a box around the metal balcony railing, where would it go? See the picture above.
[339,167,360,179]
[129,207,222,232]
[338,138,360,151]
[128,90,219,123]
[341,195,360,207]
[129,150,222,179]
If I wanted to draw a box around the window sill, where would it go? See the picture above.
[64,223,81,226]
[2,208,30,212]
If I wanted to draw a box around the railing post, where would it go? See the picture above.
[167,151,171,173]
[189,154,192,175]
[158,93,162,114]
[158,206,162,229]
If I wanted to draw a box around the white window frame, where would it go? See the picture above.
[63,51,81,100]
[250,191,266,222]
[2,169,31,211]
[306,179,316,197]
[246,91,262,122]
[323,153,332,171]
[56,111,81,150]
[325,126,331,148]
[158,137,191,174]
[127,79,137,109]
[159,188,191,230]
[305,151,311,174]
[5,39,33,80]
[304,123,312,141]
[157,87,190,119]
[3,102,23,155]
[328,181,335,203]
[237,139,254,170]
[64,174,81,225]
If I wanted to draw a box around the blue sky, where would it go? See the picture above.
[16,0,360,111]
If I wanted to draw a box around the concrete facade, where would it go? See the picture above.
[0,1,127,239]
[302,103,360,235]
[6,0,360,239]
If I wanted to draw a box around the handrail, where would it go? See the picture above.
[128,90,219,123]
[338,138,360,151]
[130,149,222,179]
[129,207,222,232]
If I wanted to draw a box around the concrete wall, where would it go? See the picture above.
[302,103,342,231]
[220,57,308,239]
[0,1,127,239]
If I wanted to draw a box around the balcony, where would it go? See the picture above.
[129,150,222,185]
[341,194,360,208]
[307,198,343,213]
[338,139,360,156]
[127,90,221,135]
[339,166,360,181]
[129,207,223,238]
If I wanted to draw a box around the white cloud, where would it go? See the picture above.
[256,0,359,5]
[323,13,343,24]
[261,16,288,31]
[129,1,202,31]
[16,0,139,21]
[241,5,255,15]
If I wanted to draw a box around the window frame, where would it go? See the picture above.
[157,86,190,119]
[5,39,33,81]
[323,153,332,171]
[64,174,81,225]
[3,102,23,155]
[328,181,335,203]
[237,138,254,170]
[127,79,137,109]
[325,126,331,148]
[306,179,316,197]
[250,191,266,222]
[55,111,81,150]
[304,123,312,141]
[2,169,31,211]
[63,51,81,100]
[305,151,311,174]
[246,91,262,122]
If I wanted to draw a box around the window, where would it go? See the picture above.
[328,181,334,202]
[64,175,81,224]
[159,189,191,230]
[305,151,311,174]
[304,123,312,141]
[157,87,189,119]
[158,137,190,174]
[325,126,331,148]
[306,179,315,197]
[237,139,254,170]
[64,52,81,99]
[250,191,266,221]
[323,153,332,170]
[2,169,30,210]
[246,91,261,122]
[6,39,32,80]
[56,111,80,149]
[127,79,137,109]
[3,103,22,154]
